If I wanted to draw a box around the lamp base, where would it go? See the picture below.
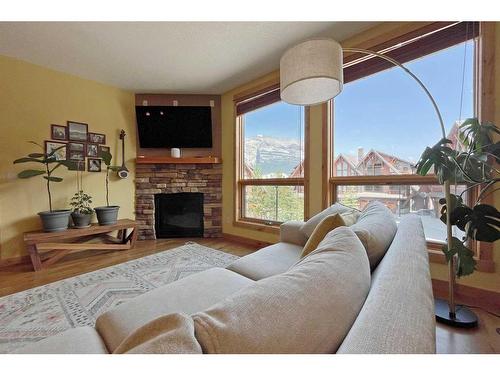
[435,298,478,328]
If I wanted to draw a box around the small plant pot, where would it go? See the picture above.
[71,212,93,228]
[38,210,71,232]
[95,206,120,225]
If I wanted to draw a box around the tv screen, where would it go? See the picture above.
[136,106,213,148]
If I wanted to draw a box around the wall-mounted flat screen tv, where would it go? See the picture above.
[136,106,213,148]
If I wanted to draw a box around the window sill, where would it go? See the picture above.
[427,243,495,273]
[233,219,280,235]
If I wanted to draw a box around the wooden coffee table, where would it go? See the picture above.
[23,219,138,271]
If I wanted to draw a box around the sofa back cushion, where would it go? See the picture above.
[350,201,397,270]
[300,203,357,238]
[192,227,371,354]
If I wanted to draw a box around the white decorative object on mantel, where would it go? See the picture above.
[171,148,181,158]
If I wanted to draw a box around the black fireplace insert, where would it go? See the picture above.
[154,193,204,238]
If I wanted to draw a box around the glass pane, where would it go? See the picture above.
[333,41,475,176]
[242,102,304,179]
[243,185,304,222]
[335,184,467,243]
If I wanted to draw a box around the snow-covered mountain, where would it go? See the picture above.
[244,135,303,176]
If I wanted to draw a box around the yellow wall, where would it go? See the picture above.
[221,22,500,293]
[0,55,136,260]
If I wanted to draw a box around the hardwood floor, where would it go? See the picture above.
[0,237,498,354]
[436,310,500,353]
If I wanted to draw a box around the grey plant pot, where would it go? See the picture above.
[71,212,93,228]
[38,210,71,232]
[95,206,120,226]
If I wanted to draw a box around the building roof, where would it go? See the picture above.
[335,148,414,175]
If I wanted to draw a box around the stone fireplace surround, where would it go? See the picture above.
[135,163,222,240]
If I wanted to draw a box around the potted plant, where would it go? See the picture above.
[13,142,72,232]
[416,118,499,326]
[69,160,94,228]
[94,149,121,225]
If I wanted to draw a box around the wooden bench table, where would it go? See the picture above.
[23,219,138,271]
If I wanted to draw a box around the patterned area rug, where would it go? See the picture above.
[0,242,238,353]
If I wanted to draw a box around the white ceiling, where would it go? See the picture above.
[0,22,378,94]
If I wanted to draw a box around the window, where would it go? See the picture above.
[235,86,306,228]
[330,22,478,244]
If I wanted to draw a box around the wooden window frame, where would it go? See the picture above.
[234,84,310,233]
[324,21,495,272]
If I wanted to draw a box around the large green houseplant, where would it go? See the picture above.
[416,118,499,326]
[14,142,72,232]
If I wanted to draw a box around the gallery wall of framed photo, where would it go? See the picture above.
[48,121,109,172]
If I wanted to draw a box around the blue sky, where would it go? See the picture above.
[244,40,474,163]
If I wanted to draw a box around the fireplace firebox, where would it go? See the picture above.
[154,193,204,238]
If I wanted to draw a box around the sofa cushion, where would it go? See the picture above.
[337,215,435,353]
[280,220,308,246]
[301,214,345,257]
[114,313,202,354]
[350,201,397,270]
[96,267,254,352]
[226,242,303,280]
[15,327,108,354]
[300,203,357,238]
[193,227,371,354]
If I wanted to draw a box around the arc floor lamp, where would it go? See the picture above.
[279,38,477,327]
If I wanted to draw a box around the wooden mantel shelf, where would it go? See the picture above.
[136,156,222,164]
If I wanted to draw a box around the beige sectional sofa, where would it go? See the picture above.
[17,202,436,354]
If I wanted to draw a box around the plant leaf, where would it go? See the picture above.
[459,118,500,153]
[28,141,44,149]
[57,160,75,169]
[28,153,45,158]
[485,141,500,161]
[441,237,477,278]
[18,169,45,178]
[415,138,456,183]
[13,157,44,164]
[439,194,464,225]
[100,150,112,166]
[43,176,63,182]
[454,152,492,183]
[446,203,500,242]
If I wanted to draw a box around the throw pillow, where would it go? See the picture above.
[301,214,346,258]
[300,203,357,238]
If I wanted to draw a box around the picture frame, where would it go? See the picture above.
[68,142,85,152]
[50,124,67,141]
[68,142,86,161]
[67,160,85,171]
[45,140,67,161]
[67,121,88,142]
[88,132,106,144]
[69,151,85,161]
[86,143,99,157]
[87,158,102,172]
